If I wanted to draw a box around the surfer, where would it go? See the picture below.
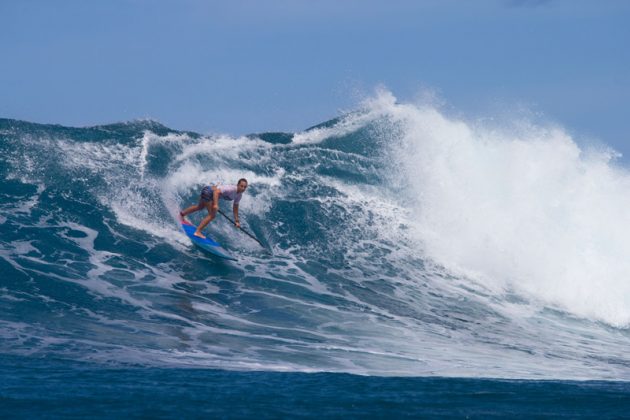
[180,178,248,239]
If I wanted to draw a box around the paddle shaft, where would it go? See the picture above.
[217,209,266,248]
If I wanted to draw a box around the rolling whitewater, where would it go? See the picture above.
[1,91,629,415]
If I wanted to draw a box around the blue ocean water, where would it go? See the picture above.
[2,92,630,415]
[2,354,629,418]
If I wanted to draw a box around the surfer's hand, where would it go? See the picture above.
[212,204,218,210]
[235,221,240,228]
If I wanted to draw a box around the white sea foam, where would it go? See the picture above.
[6,95,630,378]
[354,90,630,327]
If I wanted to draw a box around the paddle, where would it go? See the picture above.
[217,209,267,249]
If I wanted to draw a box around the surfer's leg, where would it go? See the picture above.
[194,203,217,238]
[181,200,205,217]
[183,186,214,218]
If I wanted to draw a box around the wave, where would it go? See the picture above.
[1,89,629,379]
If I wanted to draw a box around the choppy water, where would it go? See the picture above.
[1,91,629,390]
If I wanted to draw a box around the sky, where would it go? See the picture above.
[1,0,629,156]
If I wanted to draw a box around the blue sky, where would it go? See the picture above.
[1,0,629,154]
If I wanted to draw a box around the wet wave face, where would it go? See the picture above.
[1,90,629,379]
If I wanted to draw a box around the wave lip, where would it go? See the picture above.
[366,90,630,328]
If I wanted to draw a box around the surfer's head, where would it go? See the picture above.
[237,178,248,193]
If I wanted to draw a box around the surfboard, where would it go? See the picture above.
[180,216,237,261]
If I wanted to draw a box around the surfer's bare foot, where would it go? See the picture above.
[193,231,206,239]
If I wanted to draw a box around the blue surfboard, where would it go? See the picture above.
[180,216,237,261]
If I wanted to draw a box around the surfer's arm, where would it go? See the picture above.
[233,203,240,228]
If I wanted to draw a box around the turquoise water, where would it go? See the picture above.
[2,93,630,415]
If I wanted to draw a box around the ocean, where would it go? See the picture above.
[2,91,629,416]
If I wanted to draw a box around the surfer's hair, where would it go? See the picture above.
[238,178,248,185]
